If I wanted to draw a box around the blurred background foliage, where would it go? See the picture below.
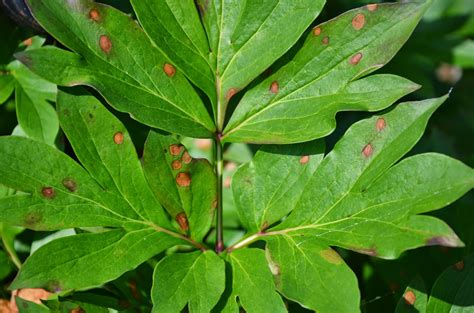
[0,0,472,312]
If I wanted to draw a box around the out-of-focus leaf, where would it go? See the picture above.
[152,251,225,313]
[453,39,474,68]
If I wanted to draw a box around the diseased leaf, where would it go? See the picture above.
[196,0,326,126]
[57,88,169,227]
[232,141,324,233]
[130,0,216,106]
[222,249,286,313]
[10,227,182,291]
[18,0,215,137]
[427,254,474,312]
[223,1,429,143]
[143,131,216,241]
[152,251,225,313]
[395,276,427,313]
[265,236,360,313]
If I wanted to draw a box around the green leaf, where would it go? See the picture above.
[232,141,324,233]
[0,74,15,104]
[18,0,215,138]
[196,0,326,126]
[265,236,360,313]
[222,249,286,313]
[57,88,169,227]
[143,131,216,241]
[16,298,50,313]
[395,276,427,313]
[152,251,225,313]
[130,0,216,106]
[0,136,135,230]
[427,254,474,312]
[10,227,181,291]
[223,1,429,143]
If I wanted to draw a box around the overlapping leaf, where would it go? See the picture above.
[143,132,216,242]
[229,96,474,312]
[17,0,214,137]
[0,88,202,291]
[223,2,429,143]
[152,251,225,313]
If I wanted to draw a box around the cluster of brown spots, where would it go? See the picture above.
[376,117,386,131]
[23,38,33,46]
[182,151,192,164]
[169,144,183,156]
[89,9,100,21]
[113,132,124,145]
[99,35,112,53]
[367,4,378,11]
[454,260,465,271]
[41,187,55,199]
[70,307,85,313]
[171,160,182,170]
[163,63,176,77]
[226,88,238,102]
[352,13,366,30]
[270,81,279,94]
[313,26,321,36]
[176,172,191,187]
[322,36,330,45]
[128,280,140,300]
[362,143,373,158]
[403,290,416,306]
[350,52,363,65]
[299,155,310,164]
[62,178,77,192]
[320,249,343,264]
[175,212,189,231]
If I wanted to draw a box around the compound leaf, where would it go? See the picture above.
[152,251,225,313]
[143,131,216,241]
[197,0,326,125]
[223,2,428,143]
[10,227,181,291]
[18,0,215,137]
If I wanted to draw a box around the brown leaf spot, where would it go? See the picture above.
[313,26,321,36]
[367,4,378,11]
[403,290,416,306]
[41,187,55,199]
[300,155,310,164]
[350,52,363,65]
[128,280,140,300]
[182,151,192,164]
[270,81,279,94]
[454,260,465,271]
[23,38,33,46]
[169,144,183,156]
[176,172,191,187]
[113,132,124,145]
[226,88,239,102]
[171,160,182,170]
[376,117,386,131]
[354,247,378,257]
[62,178,77,192]
[212,199,218,209]
[362,143,373,158]
[320,249,343,264]
[426,236,460,247]
[89,9,100,21]
[25,212,42,227]
[163,63,176,77]
[99,35,112,54]
[70,307,85,313]
[352,13,366,30]
[322,36,330,45]
[175,212,189,231]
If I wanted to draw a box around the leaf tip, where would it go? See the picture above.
[426,235,464,248]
